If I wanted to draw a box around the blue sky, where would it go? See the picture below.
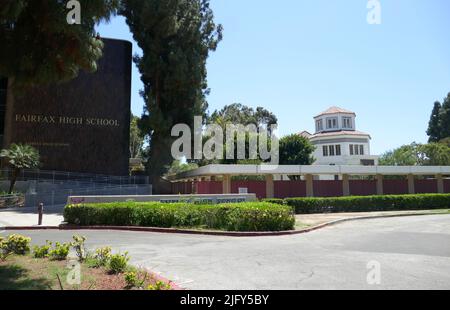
[96,0,450,155]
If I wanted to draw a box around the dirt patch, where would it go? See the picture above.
[0,255,173,290]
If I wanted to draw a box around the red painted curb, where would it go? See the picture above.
[144,269,185,290]
[3,224,315,236]
[58,225,302,237]
[2,226,58,230]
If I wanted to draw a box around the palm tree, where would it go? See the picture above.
[0,144,40,194]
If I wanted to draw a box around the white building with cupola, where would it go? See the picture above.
[300,107,379,168]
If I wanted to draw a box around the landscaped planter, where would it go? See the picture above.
[64,202,296,232]
[0,194,25,209]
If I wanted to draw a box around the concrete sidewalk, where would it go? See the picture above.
[296,209,450,229]
[0,206,64,227]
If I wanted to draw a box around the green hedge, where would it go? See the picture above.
[284,194,450,214]
[64,202,295,232]
[262,198,285,205]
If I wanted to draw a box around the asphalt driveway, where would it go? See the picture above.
[2,214,450,290]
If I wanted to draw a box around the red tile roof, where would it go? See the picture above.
[315,106,355,118]
[309,130,371,139]
[298,131,312,138]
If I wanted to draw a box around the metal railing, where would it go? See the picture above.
[0,168,152,207]
[0,168,150,185]
[25,184,153,207]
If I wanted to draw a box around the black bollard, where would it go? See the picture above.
[38,203,44,226]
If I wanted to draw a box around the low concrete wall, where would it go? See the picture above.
[67,194,257,205]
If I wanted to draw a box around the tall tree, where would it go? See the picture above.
[129,114,144,158]
[208,103,278,131]
[419,143,450,166]
[427,101,442,142]
[0,0,118,87]
[199,104,278,166]
[279,134,315,165]
[379,143,421,166]
[439,93,450,139]
[279,134,315,180]
[439,137,450,147]
[121,0,222,189]
[165,160,198,177]
[426,93,450,142]
[379,142,450,166]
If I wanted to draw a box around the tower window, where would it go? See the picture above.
[350,144,365,156]
[329,145,335,156]
[342,117,352,129]
[326,117,338,129]
[316,119,323,132]
[323,145,329,157]
[336,145,341,156]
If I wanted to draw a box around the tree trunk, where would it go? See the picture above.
[147,135,172,194]
[3,77,15,148]
[9,168,20,194]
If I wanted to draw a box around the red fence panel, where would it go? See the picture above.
[274,180,306,198]
[415,179,438,194]
[349,180,377,196]
[171,181,195,194]
[196,181,223,194]
[231,181,266,200]
[171,182,178,194]
[445,179,450,193]
[173,182,183,194]
[174,178,450,197]
[383,179,408,195]
[185,182,193,194]
[313,180,343,197]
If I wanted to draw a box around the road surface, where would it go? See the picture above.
[2,214,450,290]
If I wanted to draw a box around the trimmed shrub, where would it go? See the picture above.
[109,252,130,274]
[89,247,112,268]
[285,194,450,214]
[49,242,71,261]
[64,202,295,232]
[147,281,171,291]
[0,234,31,255]
[262,198,285,205]
[33,241,52,258]
[71,235,87,262]
[124,271,138,288]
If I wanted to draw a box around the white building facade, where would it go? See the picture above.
[301,107,379,178]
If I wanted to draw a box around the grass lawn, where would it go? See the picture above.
[0,255,172,290]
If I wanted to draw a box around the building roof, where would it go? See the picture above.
[298,131,312,138]
[309,130,371,139]
[315,106,356,118]
[169,164,450,181]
